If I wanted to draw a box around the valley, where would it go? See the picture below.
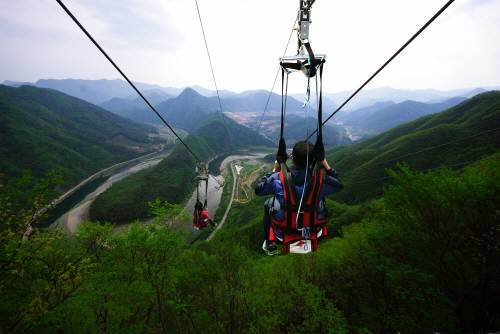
[51,150,171,233]
[2,0,500,329]
[1,78,499,333]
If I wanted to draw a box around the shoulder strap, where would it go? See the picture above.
[279,163,295,230]
[308,167,324,230]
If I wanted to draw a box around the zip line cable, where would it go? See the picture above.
[307,0,456,140]
[194,0,231,137]
[55,0,201,162]
[256,18,298,134]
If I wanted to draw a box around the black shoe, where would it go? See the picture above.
[262,240,278,256]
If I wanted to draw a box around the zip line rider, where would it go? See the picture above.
[193,199,216,229]
[193,163,217,230]
[255,141,343,255]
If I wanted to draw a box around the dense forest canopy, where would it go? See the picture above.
[1,151,498,332]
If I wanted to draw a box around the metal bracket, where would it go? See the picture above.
[298,0,313,43]
[280,54,326,77]
[284,0,324,78]
[196,162,209,180]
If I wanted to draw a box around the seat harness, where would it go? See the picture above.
[271,1,327,253]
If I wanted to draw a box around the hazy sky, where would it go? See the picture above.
[1,0,499,94]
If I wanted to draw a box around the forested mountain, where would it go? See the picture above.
[155,88,219,131]
[90,114,273,223]
[341,97,467,134]
[327,91,500,202]
[197,114,274,151]
[154,88,306,131]
[0,85,158,188]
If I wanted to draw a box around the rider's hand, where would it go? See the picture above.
[322,159,332,171]
[273,160,281,173]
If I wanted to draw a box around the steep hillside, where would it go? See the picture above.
[0,85,158,188]
[326,91,500,202]
[90,115,273,223]
[197,114,274,151]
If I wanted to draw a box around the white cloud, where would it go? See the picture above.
[0,0,499,93]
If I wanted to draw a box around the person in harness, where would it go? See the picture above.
[255,140,343,255]
[193,200,216,230]
[192,163,217,230]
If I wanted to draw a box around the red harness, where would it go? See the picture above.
[270,165,328,253]
[193,209,210,229]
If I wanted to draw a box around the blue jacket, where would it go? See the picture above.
[255,167,343,220]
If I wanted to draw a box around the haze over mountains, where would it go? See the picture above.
[338,96,468,136]
[325,86,498,110]
[2,78,498,147]
[3,79,182,105]
[4,78,496,111]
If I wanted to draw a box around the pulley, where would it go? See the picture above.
[280,0,325,78]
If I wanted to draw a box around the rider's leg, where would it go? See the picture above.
[263,198,273,241]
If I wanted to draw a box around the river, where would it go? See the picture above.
[51,151,268,235]
[52,153,169,233]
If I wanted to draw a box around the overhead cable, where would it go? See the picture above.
[308,0,456,139]
[194,0,230,136]
[256,18,298,134]
[55,0,201,162]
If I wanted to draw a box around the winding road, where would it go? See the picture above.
[206,153,267,241]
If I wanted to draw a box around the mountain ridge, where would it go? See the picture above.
[0,84,159,189]
[326,91,500,202]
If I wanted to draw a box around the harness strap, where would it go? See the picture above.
[303,42,317,77]
[314,63,325,162]
[204,177,208,207]
[277,69,289,163]
[196,181,199,203]
[309,168,323,231]
[280,163,295,231]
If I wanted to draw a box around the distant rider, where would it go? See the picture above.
[254,141,343,255]
[193,200,216,229]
